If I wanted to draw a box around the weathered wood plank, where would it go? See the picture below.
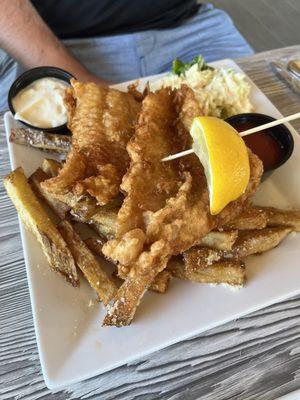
[1,46,300,400]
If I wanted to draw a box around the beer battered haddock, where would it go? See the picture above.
[102,86,263,327]
[41,79,141,206]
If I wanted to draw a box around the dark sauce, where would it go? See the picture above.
[232,121,284,171]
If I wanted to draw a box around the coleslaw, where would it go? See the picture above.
[150,58,253,119]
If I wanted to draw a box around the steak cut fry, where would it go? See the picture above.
[4,167,78,286]
[84,236,172,294]
[71,195,122,223]
[84,236,106,254]
[41,159,63,177]
[86,209,239,250]
[104,241,170,325]
[117,264,172,294]
[224,206,267,230]
[58,221,117,304]
[28,168,70,220]
[182,226,292,272]
[87,210,238,250]
[102,87,263,326]
[198,230,238,251]
[10,128,71,154]
[169,256,246,287]
[230,226,292,258]
[260,206,300,231]
[145,270,171,294]
[90,209,118,240]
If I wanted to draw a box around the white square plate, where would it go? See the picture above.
[5,59,300,390]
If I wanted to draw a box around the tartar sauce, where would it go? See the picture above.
[12,77,69,128]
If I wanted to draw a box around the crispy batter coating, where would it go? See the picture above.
[102,86,263,326]
[41,79,141,205]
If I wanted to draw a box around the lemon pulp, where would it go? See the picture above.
[190,116,250,215]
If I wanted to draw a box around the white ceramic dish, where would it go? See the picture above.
[5,59,300,390]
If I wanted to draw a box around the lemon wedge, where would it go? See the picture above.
[190,116,250,215]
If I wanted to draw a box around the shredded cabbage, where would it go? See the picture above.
[150,63,253,119]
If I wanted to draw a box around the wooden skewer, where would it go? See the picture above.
[162,112,300,162]
[238,112,300,136]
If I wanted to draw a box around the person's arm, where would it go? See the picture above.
[0,0,108,85]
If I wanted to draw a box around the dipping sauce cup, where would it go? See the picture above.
[226,113,294,172]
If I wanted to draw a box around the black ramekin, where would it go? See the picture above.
[225,112,294,172]
[8,66,74,133]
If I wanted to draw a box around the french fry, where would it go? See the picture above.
[89,221,110,238]
[84,236,106,255]
[117,264,171,294]
[70,197,100,221]
[41,159,87,208]
[28,168,70,220]
[10,128,71,153]
[28,165,117,301]
[41,158,63,177]
[259,206,300,231]
[224,206,267,230]
[41,159,92,209]
[58,221,117,304]
[86,213,238,253]
[181,226,292,274]
[70,194,122,236]
[41,157,119,220]
[149,270,172,293]
[90,214,238,250]
[89,217,238,250]
[230,226,292,258]
[100,194,123,210]
[85,237,172,294]
[169,256,246,287]
[103,247,168,326]
[198,230,238,251]
[4,167,78,286]
[90,209,118,239]
[89,214,238,251]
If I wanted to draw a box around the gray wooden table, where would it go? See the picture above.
[1,45,300,400]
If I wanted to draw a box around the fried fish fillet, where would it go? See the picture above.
[41,79,141,205]
[102,86,263,326]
